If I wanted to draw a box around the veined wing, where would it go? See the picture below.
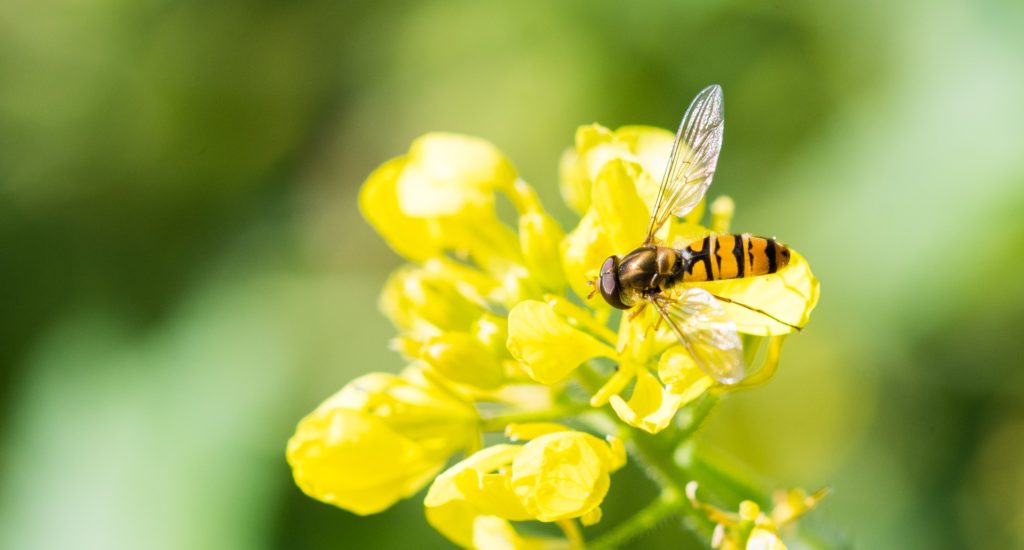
[643,84,724,244]
[651,287,745,384]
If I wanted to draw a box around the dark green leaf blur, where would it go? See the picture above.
[2,1,1022,548]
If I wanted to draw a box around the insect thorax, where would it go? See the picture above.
[617,246,681,298]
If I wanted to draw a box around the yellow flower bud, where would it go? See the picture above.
[426,445,524,548]
[558,147,590,214]
[510,431,624,522]
[506,300,615,384]
[471,313,509,357]
[518,211,567,291]
[421,332,505,389]
[738,500,761,522]
[359,156,444,262]
[397,133,517,218]
[359,133,523,269]
[710,195,735,233]
[425,429,624,548]
[287,371,477,515]
[380,262,492,336]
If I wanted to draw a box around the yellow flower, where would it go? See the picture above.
[380,260,514,390]
[358,125,817,431]
[507,124,818,432]
[359,133,517,263]
[360,132,560,286]
[686,482,830,550]
[360,133,577,391]
[425,424,625,549]
[286,367,478,515]
[293,118,823,546]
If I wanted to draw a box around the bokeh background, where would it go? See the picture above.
[2,0,1023,548]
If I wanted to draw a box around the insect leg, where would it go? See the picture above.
[707,293,802,331]
[627,302,647,321]
[651,311,664,332]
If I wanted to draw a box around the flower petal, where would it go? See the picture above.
[519,211,567,291]
[559,148,590,214]
[453,468,533,521]
[421,332,506,389]
[425,445,523,548]
[658,348,715,404]
[696,249,819,335]
[608,368,685,434]
[510,432,613,521]
[560,209,614,302]
[746,527,786,550]
[287,408,435,515]
[359,156,443,262]
[575,124,625,182]
[506,300,615,384]
[331,370,477,458]
[591,159,650,253]
[379,261,493,337]
[397,133,516,217]
[610,125,674,207]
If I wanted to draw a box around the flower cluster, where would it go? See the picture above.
[287,125,821,548]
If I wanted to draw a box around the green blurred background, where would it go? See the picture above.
[2,0,1023,548]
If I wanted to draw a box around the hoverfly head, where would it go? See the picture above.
[599,255,629,310]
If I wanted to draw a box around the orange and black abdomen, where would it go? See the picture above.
[680,233,790,283]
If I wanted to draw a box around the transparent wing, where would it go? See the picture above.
[643,84,724,243]
[651,287,745,384]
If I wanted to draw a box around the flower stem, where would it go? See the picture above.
[575,362,718,542]
[626,428,718,541]
[479,401,591,432]
[586,492,685,550]
[557,518,585,550]
[677,392,719,440]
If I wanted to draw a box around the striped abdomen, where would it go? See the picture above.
[680,233,790,283]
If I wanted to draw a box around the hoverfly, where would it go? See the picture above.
[591,84,799,385]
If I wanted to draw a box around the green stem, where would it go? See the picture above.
[677,392,719,441]
[557,518,585,550]
[586,492,685,550]
[627,429,718,541]
[688,444,769,506]
[479,401,591,432]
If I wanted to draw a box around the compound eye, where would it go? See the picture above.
[599,256,628,310]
